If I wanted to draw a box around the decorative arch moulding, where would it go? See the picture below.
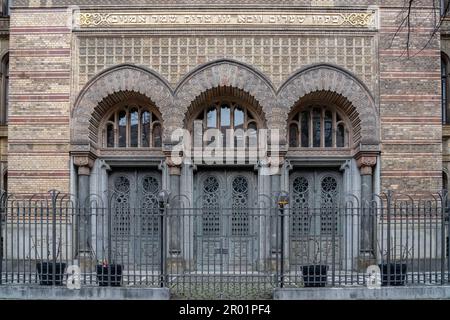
[71,61,380,153]
[74,8,379,30]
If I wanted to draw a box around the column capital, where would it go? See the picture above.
[356,155,377,176]
[73,155,95,176]
[166,158,182,176]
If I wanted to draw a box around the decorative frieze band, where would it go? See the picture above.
[75,9,378,29]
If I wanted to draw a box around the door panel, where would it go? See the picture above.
[108,169,162,269]
[289,170,342,266]
[194,170,257,271]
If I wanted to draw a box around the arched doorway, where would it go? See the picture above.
[286,90,362,268]
[93,91,165,270]
[185,86,266,270]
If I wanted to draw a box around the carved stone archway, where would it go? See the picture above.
[279,64,380,148]
[174,59,279,139]
[71,64,173,152]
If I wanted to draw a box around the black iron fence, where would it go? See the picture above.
[0,190,449,299]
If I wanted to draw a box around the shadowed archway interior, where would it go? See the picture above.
[288,90,361,149]
[91,90,162,149]
[184,85,267,130]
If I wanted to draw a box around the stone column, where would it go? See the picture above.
[254,159,271,271]
[73,156,95,264]
[357,155,377,260]
[264,157,291,271]
[166,159,184,271]
[280,160,292,272]
[181,161,195,271]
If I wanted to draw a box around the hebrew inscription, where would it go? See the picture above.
[77,10,377,29]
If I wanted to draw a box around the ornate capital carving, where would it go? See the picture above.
[73,154,95,176]
[340,160,352,172]
[99,160,111,171]
[255,158,271,170]
[357,156,377,176]
[166,158,182,176]
[73,155,95,176]
[73,156,92,168]
[282,159,293,172]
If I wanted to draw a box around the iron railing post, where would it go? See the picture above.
[331,204,336,287]
[441,190,446,285]
[50,190,59,286]
[0,192,3,285]
[386,190,393,286]
[277,193,289,289]
[107,202,112,286]
[279,202,284,289]
[159,198,166,288]
[442,190,450,283]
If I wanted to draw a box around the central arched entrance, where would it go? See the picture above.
[194,170,258,270]
[186,86,266,271]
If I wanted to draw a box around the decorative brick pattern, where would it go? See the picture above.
[77,35,376,92]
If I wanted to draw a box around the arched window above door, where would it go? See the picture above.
[102,104,162,149]
[195,101,259,133]
[289,105,349,148]
[186,87,266,138]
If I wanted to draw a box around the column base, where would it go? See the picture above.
[357,253,377,272]
[265,256,290,272]
[77,251,96,271]
[167,256,185,273]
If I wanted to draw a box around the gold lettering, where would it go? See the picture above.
[78,11,375,28]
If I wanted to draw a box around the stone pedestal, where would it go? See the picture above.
[167,256,186,273]
[78,252,96,271]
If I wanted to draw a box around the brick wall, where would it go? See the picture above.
[379,5,443,193]
[8,9,71,194]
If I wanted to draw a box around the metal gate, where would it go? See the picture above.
[1,188,449,299]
